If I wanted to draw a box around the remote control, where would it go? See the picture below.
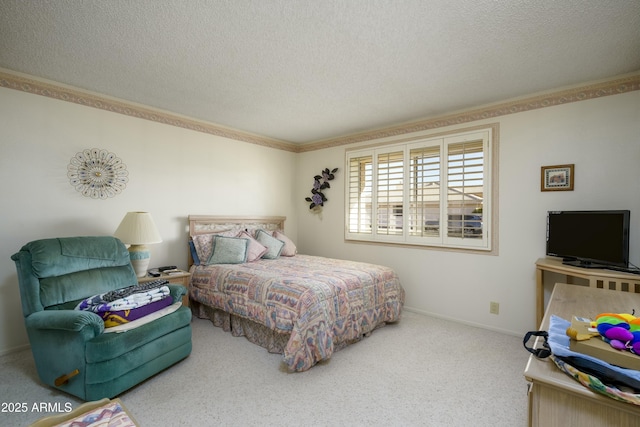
[158,265,177,272]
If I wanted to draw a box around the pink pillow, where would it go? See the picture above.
[274,230,297,256]
[237,230,268,261]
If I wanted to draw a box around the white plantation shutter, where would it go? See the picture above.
[376,151,404,236]
[347,154,373,234]
[346,127,493,251]
[446,139,484,240]
[409,145,440,238]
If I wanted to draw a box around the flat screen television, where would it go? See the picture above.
[546,210,630,269]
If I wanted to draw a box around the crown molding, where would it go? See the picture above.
[0,68,297,152]
[2,68,638,153]
[298,72,640,152]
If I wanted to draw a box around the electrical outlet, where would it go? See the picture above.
[490,301,499,315]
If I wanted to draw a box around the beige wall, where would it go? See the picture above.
[295,91,640,336]
[1,81,639,355]
[0,87,297,354]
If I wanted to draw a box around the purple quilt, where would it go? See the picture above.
[190,254,405,371]
[101,296,172,328]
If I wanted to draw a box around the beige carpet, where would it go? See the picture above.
[1,311,529,426]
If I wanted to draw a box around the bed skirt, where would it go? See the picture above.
[191,300,386,362]
[191,300,290,355]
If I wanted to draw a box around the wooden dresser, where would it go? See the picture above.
[524,283,640,427]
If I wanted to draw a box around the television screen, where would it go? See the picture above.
[546,210,630,268]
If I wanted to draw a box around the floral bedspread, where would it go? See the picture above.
[190,254,405,371]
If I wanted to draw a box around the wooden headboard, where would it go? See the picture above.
[188,215,286,236]
[188,215,286,266]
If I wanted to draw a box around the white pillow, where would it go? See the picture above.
[273,230,297,256]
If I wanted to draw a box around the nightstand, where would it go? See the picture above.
[138,270,191,307]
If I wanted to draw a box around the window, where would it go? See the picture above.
[345,126,495,251]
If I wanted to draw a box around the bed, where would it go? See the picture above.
[187,215,405,371]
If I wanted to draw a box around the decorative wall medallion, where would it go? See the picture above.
[67,148,129,199]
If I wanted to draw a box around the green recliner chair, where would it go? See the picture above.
[11,236,192,401]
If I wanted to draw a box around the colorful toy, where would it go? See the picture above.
[594,312,640,355]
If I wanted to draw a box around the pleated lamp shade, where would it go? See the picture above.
[114,212,162,277]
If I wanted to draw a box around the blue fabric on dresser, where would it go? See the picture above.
[11,236,192,401]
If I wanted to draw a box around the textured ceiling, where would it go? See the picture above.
[1,0,639,145]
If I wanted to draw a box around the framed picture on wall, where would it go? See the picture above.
[541,164,574,191]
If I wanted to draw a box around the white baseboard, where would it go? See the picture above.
[0,343,30,357]
[402,305,521,338]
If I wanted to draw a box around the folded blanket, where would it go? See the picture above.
[101,279,169,302]
[101,295,173,328]
[76,285,170,313]
[103,301,183,333]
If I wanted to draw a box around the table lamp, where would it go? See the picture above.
[114,211,162,277]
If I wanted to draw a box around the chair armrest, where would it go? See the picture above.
[24,310,104,395]
[167,284,187,304]
[26,309,104,337]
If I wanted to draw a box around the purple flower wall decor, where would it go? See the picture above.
[305,167,338,209]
